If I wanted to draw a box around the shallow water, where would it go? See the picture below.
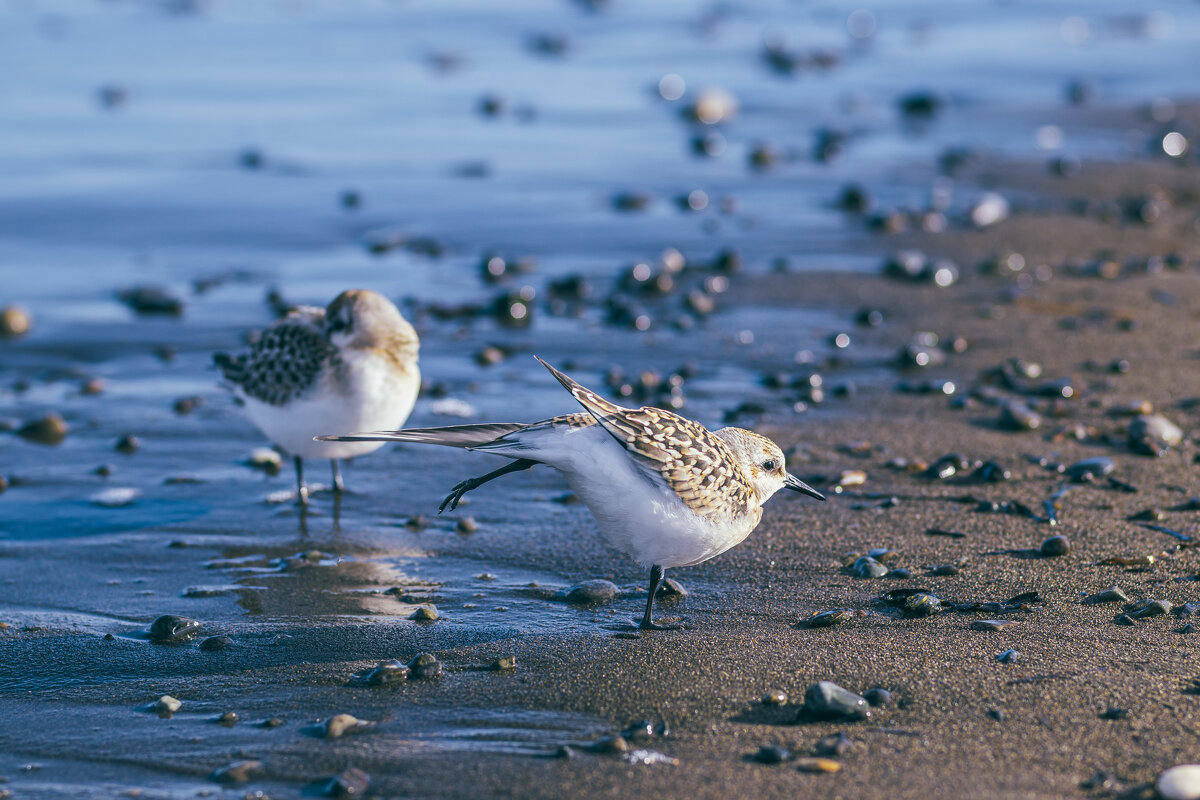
[1,0,1198,792]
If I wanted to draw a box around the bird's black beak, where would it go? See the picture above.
[784,473,826,501]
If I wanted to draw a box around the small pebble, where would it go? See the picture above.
[148,614,201,643]
[209,760,262,785]
[1041,535,1070,557]
[319,713,369,739]
[803,682,871,721]
[410,606,439,622]
[407,652,443,679]
[814,732,853,756]
[563,579,619,605]
[172,396,204,415]
[997,649,1021,663]
[491,655,517,671]
[247,448,282,474]
[762,689,788,706]
[115,434,141,454]
[200,636,233,651]
[970,620,1015,632]
[1129,414,1183,455]
[999,402,1041,431]
[147,695,181,714]
[900,593,943,616]
[217,711,238,727]
[1083,587,1129,604]
[1066,457,1115,482]
[325,767,371,798]
[800,608,854,628]
[456,517,478,534]
[754,745,790,764]
[656,577,687,597]
[1100,706,1128,720]
[364,660,409,685]
[118,286,184,316]
[0,305,32,338]
[988,708,1007,722]
[852,556,887,579]
[862,688,892,707]
[1129,599,1172,619]
[16,414,67,445]
[1114,614,1136,626]
[91,487,140,508]
[1156,765,1200,800]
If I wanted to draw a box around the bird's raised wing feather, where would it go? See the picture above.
[535,356,755,519]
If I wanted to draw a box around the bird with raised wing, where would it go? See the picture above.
[215,289,420,504]
[318,356,823,628]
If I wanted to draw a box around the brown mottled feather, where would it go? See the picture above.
[535,357,755,519]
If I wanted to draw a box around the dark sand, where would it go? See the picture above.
[5,144,1200,799]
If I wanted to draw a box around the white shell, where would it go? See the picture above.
[90,487,140,507]
[1157,765,1200,800]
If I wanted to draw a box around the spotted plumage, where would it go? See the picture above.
[215,307,333,406]
[318,356,823,629]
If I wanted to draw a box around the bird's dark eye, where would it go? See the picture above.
[761,459,777,471]
[327,313,351,334]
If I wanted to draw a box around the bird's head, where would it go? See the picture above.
[714,427,825,504]
[324,290,419,357]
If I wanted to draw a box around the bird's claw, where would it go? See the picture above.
[438,480,474,514]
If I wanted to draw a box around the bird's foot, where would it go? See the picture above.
[637,617,685,631]
[438,480,477,514]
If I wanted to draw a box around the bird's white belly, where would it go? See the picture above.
[241,356,418,460]
[548,428,757,569]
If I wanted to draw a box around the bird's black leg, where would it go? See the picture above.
[639,564,667,630]
[294,456,309,506]
[330,459,344,494]
[439,458,538,513]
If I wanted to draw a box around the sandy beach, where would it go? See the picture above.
[4,3,1200,798]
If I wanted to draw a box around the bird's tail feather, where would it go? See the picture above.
[315,422,526,448]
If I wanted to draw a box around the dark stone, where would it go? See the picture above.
[1041,535,1071,557]
[803,682,871,721]
[148,615,201,643]
[754,745,790,764]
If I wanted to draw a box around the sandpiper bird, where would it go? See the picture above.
[215,289,420,505]
[318,356,823,629]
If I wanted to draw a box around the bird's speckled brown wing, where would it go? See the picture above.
[535,357,755,519]
[215,307,333,406]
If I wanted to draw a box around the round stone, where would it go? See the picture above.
[1157,765,1200,800]
[563,580,619,605]
[1041,535,1070,557]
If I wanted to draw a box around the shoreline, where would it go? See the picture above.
[5,145,1200,798]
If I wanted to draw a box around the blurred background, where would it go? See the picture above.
[1,0,1198,532]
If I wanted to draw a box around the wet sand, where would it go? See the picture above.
[5,144,1200,798]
